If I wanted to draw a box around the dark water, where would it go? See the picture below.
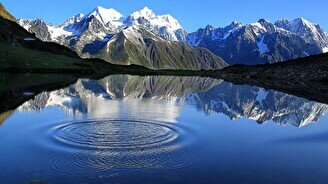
[1,75,328,184]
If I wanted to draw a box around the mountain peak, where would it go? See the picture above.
[130,6,156,19]
[258,19,269,24]
[88,6,123,24]
[60,13,85,28]
[290,17,315,27]
[140,6,154,14]
[231,21,240,25]
[275,19,289,25]
[94,6,119,14]
[229,21,242,27]
[140,6,152,12]
[205,24,215,31]
[287,17,321,33]
[298,17,307,22]
[294,17,319,28]
[294,17,307,23]
[124,6,184,41]
[76,13,85,18]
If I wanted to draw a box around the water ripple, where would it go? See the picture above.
[50,119,180,151]
[40,119,193,180]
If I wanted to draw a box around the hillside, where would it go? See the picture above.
[83,26,227,70]
[0,15,114,73]
[219,53,328,103]
[0,3,15,22]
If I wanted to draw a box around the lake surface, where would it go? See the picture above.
[1,75,328,184]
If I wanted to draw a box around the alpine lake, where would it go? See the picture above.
[1,73,328,184]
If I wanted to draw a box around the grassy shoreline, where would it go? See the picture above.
[218,52,328,104]
[1,46,328,105]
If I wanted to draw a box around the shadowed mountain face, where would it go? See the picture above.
[187,19,328,65]
[17,75,328,127]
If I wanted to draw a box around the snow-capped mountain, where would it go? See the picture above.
[187,18,328,65]
[18,18,53,41]
[19,75,328,127]
[18,6,328,66]
[274,18,328,52]
[87,6,124,28]
[188,82,328,127]
[17,6,221,70]
[59,13,85,29]
[19,76,220,120]
[123,7,186,42]
[18,6,186,44]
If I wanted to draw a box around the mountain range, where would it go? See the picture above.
[17,6,328,66]
[18,6,226,70]
[19,75,328,127]
[188,18,328,65]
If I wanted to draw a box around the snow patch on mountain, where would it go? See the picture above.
[18,19,32,30]
[323,47,328,53]
[47,25,73,40]
[257,36,269,54]
[223,24,242,39]
[187,17,328,65]
[122,26,148,46]
[256,89,268,102]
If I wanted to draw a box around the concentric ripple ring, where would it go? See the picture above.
[50,119,181,151]
[41,119,193,179]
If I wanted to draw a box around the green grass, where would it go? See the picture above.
[0,42,94,71]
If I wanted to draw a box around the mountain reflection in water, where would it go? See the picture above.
[1,74,328,184]
[15,75,328,127]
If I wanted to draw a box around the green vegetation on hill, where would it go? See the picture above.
[0,3,15,22]
[0,16,115,73]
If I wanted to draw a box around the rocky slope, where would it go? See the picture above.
[82,26,227,70]
[18,19,52,42]
[187,18,328,65]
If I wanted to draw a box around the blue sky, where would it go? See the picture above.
[2,0,328,32]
